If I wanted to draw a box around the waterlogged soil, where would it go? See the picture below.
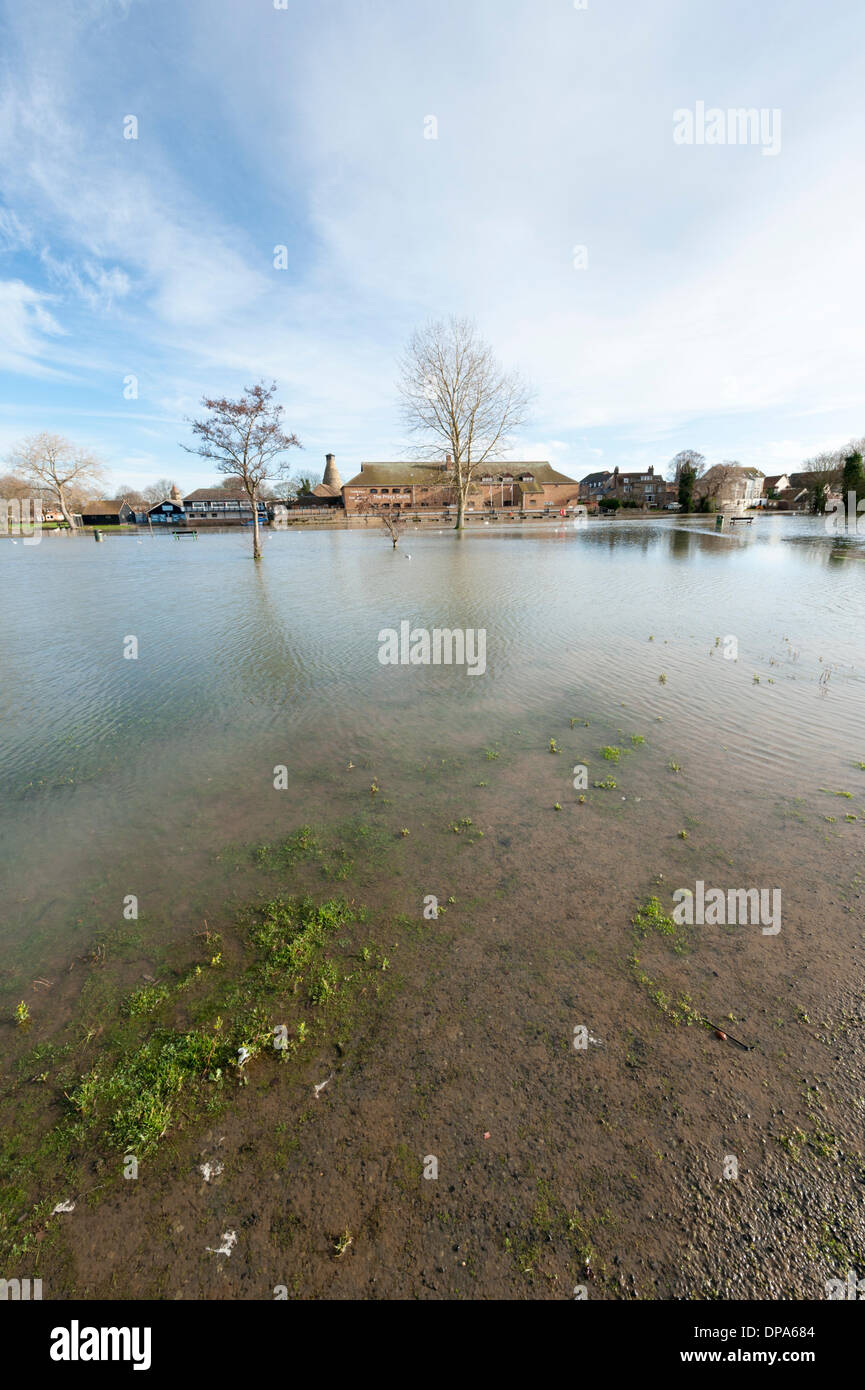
[2,706,864,1300]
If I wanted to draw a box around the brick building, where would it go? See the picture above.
[341,461,580,514]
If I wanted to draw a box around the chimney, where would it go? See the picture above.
[323,453,342,490]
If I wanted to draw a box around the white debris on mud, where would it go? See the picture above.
[205,1230,237,1257]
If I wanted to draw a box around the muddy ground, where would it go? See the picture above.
[2,711,864,1300]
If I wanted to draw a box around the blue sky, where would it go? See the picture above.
[1,0,864,493]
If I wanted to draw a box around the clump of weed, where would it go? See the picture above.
[600,746,621,762]
[333,1228,353,1257]
[121,984,170,1018]
[632,894,691,955]
[69,1028,223,1155]
[633,896,676,940]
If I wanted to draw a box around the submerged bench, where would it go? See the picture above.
[172,530,198,539]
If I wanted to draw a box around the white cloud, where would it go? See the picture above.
[1,0,865,482]
[0,280,66,374]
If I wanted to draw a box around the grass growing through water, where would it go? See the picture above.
[67,895,366,1157]
[629,895,703,1029]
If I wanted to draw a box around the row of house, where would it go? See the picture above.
[77,457,831,528]
[81,485,268,528]
[577,466,680,509]
[80,458,586,526]
[577,464,832,512]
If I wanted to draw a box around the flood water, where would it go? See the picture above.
[2,513,864,1298]
[2,514,862,957]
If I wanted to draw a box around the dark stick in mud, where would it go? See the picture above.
[705,1019,755,1051]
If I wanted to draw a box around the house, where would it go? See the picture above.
[341,460,580,514]
[578,471,613,506]
[697,465,764,510]
[182,488,268,523]
[148,499,187,524]
[81,499,136,526]
[763,474,791,501]
[603,466,664,508]
[772,471,841,512]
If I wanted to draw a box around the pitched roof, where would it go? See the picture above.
[343,463,451,487]
[787,471,828,489]
[701,464,764,480]
[342,461,577,487]
[312,483,341,497]
[81,499,132,515]
[579,471,612,485]
[183,488,251,502]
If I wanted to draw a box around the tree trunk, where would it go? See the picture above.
[454,486,465,530]
[57,487,76,530]
[251,494,261,559]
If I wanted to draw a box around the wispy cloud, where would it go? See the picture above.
[0,0,864,488]
[0,279,66,374]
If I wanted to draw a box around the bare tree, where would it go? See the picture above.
[6,432,105,529]
[398,317,532,530]
[183,382,301,559]
[0,471,31,502]
[803,437,864,481]
[697,461,749,511]
[116,485,147,508]
[669,449,706,481]
[142,478,179,506]
[379,510,406,549]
